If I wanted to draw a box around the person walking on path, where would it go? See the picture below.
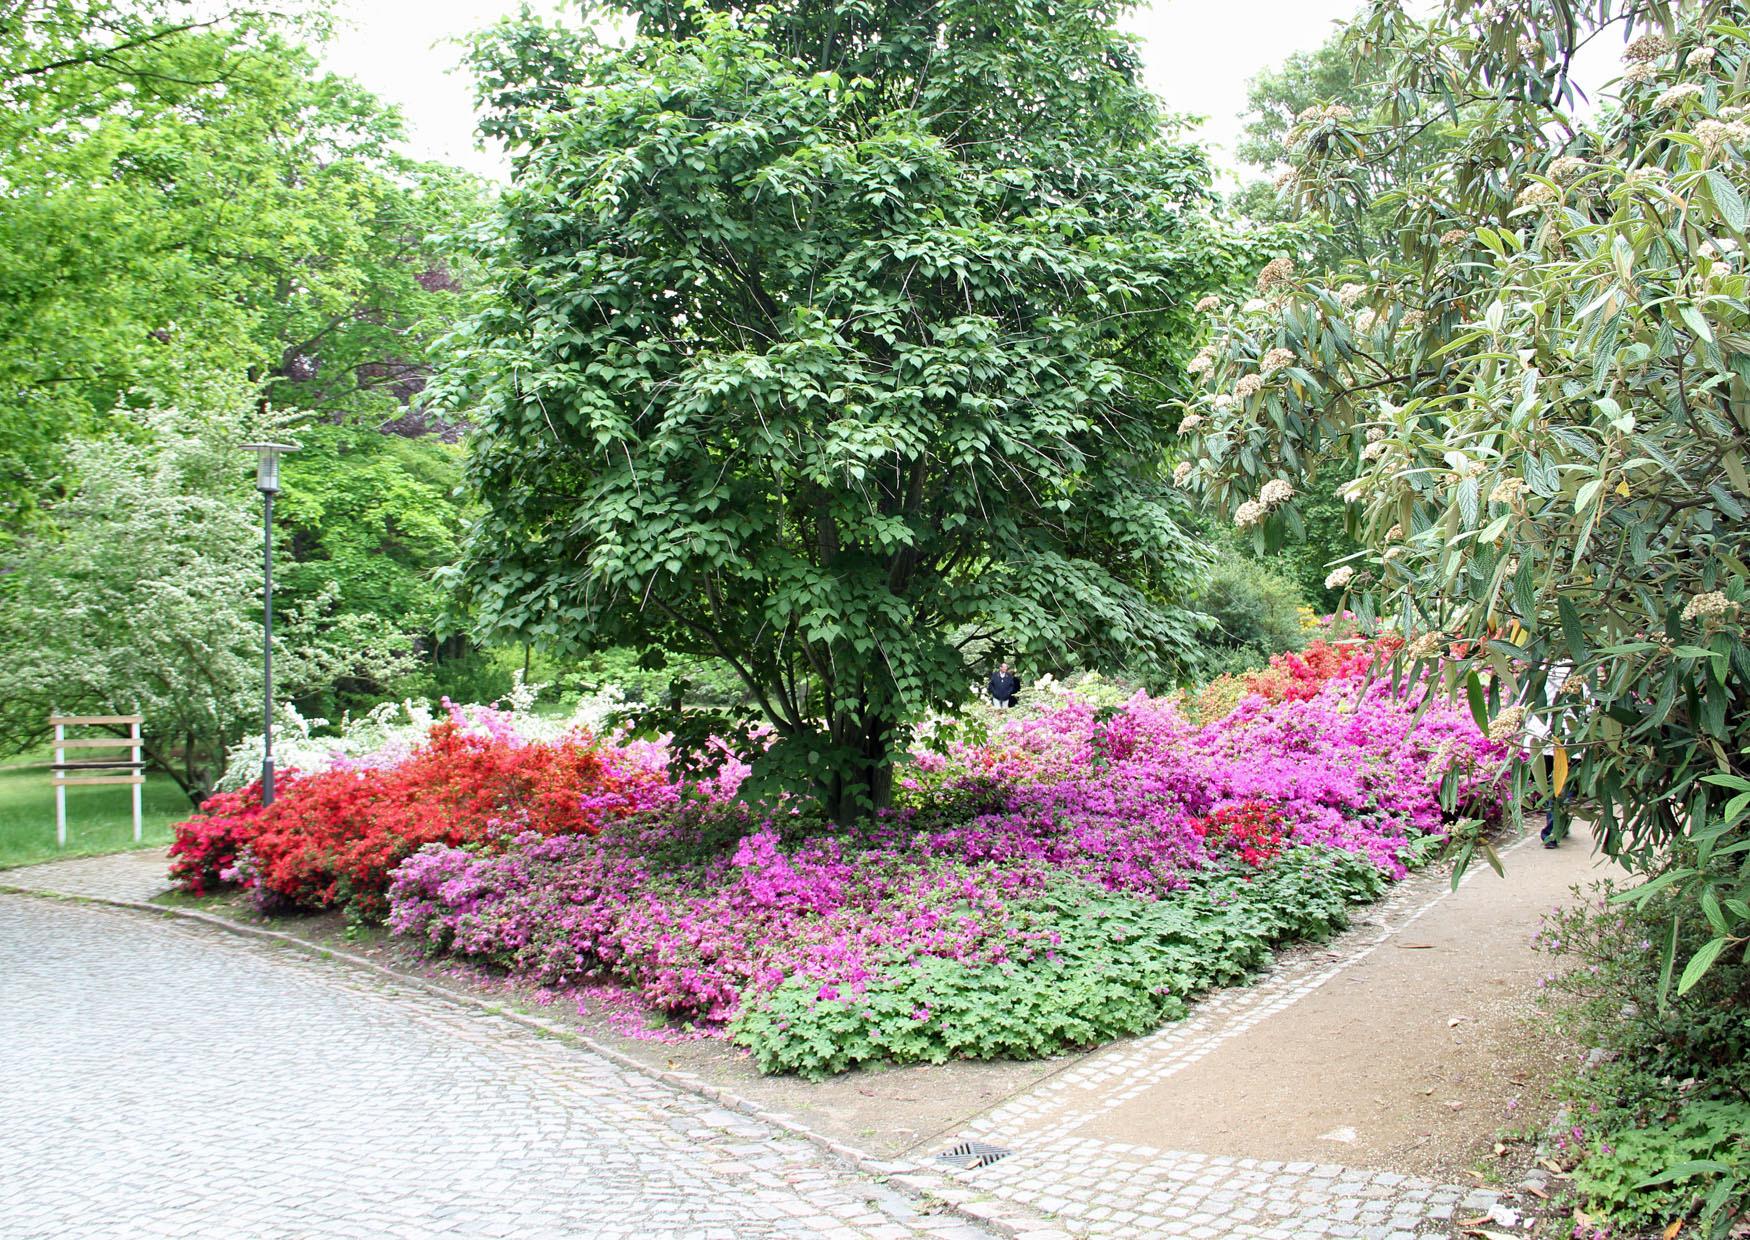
[1527,662,1574,848]
[988,662,1021,709]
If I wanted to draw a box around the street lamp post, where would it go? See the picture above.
[242,443,297,805]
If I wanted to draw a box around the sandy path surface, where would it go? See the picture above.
[1079,824,1617,1176]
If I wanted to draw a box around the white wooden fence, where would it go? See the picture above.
[50,714,144,847]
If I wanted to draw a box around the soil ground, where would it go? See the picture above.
[1078,824,1616,1180]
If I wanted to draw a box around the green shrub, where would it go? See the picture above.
[1194,557,1308,656]
[1536,875,1750,1234]
[1573,1101,1750,1235]
[732,846,1388,1077]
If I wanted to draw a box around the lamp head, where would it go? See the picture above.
[241,442,298,495]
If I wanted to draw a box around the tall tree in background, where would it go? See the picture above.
[438,0,1230,820]
[0,1,485,760]
[0,0,480,544]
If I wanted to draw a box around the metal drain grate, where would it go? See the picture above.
[935,1141,1013,1169]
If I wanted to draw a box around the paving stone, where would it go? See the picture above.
[0,894,992,1239]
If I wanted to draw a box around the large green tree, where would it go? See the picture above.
[437,0,1229,819]
[1183,0,1750,987]
[0,0,480,543]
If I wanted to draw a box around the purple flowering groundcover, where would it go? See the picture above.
[384,677,1517,1077]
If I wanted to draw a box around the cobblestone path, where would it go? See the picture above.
[0,846,171,903]
[0,895,993,1240]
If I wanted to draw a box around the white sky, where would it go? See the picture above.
[319,0,1366,186]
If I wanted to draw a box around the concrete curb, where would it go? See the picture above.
[0,881,1072,1240]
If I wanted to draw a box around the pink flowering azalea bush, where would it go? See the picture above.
[386,673,1516,1076]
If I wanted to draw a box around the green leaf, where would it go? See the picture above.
[1676,935,1728,995]
[1705,170,1747,232]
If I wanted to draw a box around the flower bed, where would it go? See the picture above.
[378,677,1511,1075]
[171,663,1514,1075]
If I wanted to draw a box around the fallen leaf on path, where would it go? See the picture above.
[1458,1215,1492,1227]
[1448,1016,1466,1026]
[1493,1142,1506,1156]
[1542,1158,1568,1174]
[1396,943,1436,949]
[1662,1220,1683,1239]
[1460,1231,1519,1240]
[1526,1184,1550,1199]
[1446,1100,1465,1111]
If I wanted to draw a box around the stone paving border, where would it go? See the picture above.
[0,863,1068,1240]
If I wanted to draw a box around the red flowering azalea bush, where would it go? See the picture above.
[167,783,271,895]
[1191,634,1405,720]
[1191,800,1288,869]
[170,719,670,919]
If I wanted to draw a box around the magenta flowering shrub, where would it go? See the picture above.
[387,675,1515,1073]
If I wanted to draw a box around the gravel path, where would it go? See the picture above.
[0,894,994,1240]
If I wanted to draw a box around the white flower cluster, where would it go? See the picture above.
[1622,61,1658,85]
[1260,347,1296,377]
[1440,228,1470,247]
[1195,295,1223,313]
[1212,393,1236,410]
[1490,476,1525,504]
[1400,309,1428,331]
[1324,565,1356,590]
[1361,440,1389,461]
[1259,478,1295,507]
[1653,83,1704,110]
[1623,33,1673,62]
[1255,256,1296,293]
[1338,282,1367,307]
[1234,499,1267,528]
[1516,182,1560,208]
[1187,348,1215,375]
[1682,590,1734,621]
[1295,103,1354,124]
[1234,374,1264,399]
[1355,308,1380,333]
[1688,45,1717,68]
[1179,412,1206,433]
[214,673,633,792]
[1695,118,1750,149]
[1487,704,1528,743]
[1365,426,1387,443]
[1338,479,1368,503]
[1172,460,1195,485]
[1405,631,1445,661]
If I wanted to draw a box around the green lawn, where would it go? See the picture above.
[0,746,193,870]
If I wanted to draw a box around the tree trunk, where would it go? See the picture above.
[822,709,895,826]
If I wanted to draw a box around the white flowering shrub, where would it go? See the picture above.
[216,673,637,790]
[1182,0,1750,990]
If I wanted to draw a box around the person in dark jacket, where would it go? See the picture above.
[989,662,1021,709]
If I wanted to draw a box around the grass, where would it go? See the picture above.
[0,745,192,870]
